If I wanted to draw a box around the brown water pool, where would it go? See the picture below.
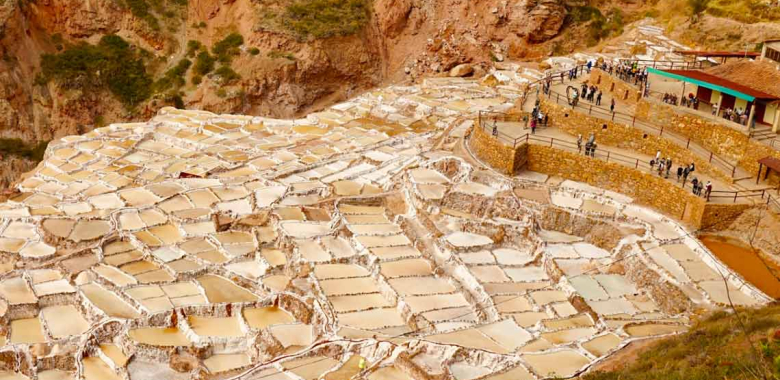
[700,235,780,299]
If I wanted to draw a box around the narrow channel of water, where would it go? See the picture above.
[700,235,780,299]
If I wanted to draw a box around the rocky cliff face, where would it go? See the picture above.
[0,0,569,186]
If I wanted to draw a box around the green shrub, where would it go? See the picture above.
[39,35,153,107]
[689,0,712,17]
[566,5,602,23]
[186,40,202,58]
[194,51,216,76]
[214,66,241,83]
[170,94,185,109]
[0,138,49,161]
[212,33,244,63]
[281,0,370,38]
[268,50,296,60]
[249,47,260,55]
[564,5,624,46]
[155,58,191,92]
[192,75,202,85]
[125,0,160,30]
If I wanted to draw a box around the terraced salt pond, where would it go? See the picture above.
[0,67,770,380]
[700,235,780,299]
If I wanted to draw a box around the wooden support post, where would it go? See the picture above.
[747,101,757,130]
[757,163,763,185]
[773,104,780,133]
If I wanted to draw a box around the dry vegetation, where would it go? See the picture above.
[255,0,371,39]
[582,304,780,380]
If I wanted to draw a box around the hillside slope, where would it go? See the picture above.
[582,304,780,380]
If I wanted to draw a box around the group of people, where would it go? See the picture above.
[661,93,680,105]
[680,94,699,109]
[650,154,674,178]
[688,177,712,198]
[615,62,649,86]
[577,133,598,157]
[650,152,713,198]
[720,107,750,126]
[580,83,603,105]
[559,66,582,84]
[529,104,549,134]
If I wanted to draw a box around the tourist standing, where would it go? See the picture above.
[677,166,683,182]
[666,158,672,178]
[691,177,699,194]
[705,181,712,200]
[596,91,602,106]
[577,134,583,153]
[682,166,690,186]
[610,98,616,113]
[530,118,537,134]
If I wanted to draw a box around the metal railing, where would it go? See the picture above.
[707,188,771,203]
[544,88,740,178]
[477,128,772,204]
[600,66,780,152]
[616,59,706,70]
[766,193,780,213]
[477,111,549,148]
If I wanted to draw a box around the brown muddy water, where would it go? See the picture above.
[700,235,780,299]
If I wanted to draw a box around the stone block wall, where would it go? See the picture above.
[526,144,707,227]
[635,100,749,161]
[588,69,643,105]
[699,203,755,232]
[469,122,527,175]
[540,97,733,184]
[470,122,752,229]
[636,98,780,186]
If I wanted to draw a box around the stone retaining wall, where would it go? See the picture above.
[468,123,527,175]
[540,97,733,184]
[636,97,780,186]
[699,203,755,232]
[526,144,707,227]
[588,69,643,105]
[470,126,752,229]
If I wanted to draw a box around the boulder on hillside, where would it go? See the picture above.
[450,64,474,77]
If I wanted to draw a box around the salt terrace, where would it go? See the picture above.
[0,73,770,380]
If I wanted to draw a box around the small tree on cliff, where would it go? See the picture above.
[688,0,711,22]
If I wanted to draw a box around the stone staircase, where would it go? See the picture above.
[751,124,778,141]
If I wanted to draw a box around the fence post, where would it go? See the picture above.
[550,138,553,148]
[709,152,713,163]
[686,138,690,149]
[611,112,615,121]
[632,116,635,127]
[589,105,592,115]
[734,192,738,203]
[732,167,736,178]
[606,151,610,163]
[635,159,639,169]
